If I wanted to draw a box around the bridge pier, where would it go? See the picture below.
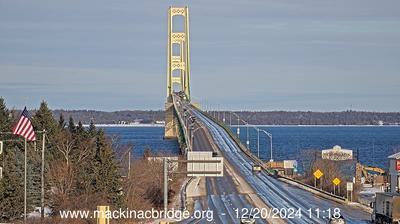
[164,99,178,139]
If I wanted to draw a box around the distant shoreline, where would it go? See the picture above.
[85,124,400,128]
[83,124,164,128]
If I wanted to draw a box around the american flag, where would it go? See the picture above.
[12,107,36,141]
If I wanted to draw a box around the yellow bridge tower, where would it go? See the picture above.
[165,6,191,138]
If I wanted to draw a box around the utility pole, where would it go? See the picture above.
[163,158,168,212]
[128,150,131,177]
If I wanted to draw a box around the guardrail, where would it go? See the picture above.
[172,95,189,152]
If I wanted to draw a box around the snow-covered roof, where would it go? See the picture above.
[388,151,400,159]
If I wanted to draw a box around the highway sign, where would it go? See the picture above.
[332,177,341,186]
[313,169,324,179]
[187,151,223,177]
[347,182,353,191]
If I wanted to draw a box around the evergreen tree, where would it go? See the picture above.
[0,98,24,220]
[68,116,76,134]
[87,119,96,137]
[32,101,60,160]
[58,113,66,129]
[31,101,60,208]
[32,101,58,135]
[91,129,123,206]
[0,97,11,131]
[76,121,85,135]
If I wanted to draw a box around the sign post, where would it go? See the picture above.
[347,182,354,202]
[163,152,223,215]
[313,169,324,188]
[97,206,110,224]
[332,177,341,195]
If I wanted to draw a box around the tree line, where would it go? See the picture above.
[46,110,400,125]
[0,98,182,223]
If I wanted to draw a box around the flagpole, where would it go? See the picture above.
[41,130,46,219]
[24,137,27,224]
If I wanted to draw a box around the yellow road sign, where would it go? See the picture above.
[97,206,109,224]
[313,169,324,179]
[332,177,341,186]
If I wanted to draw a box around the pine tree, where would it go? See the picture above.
[87,119,96,137]
[0,97,11,131]
[76,121,85,135]
[32,101,58,135]
[32,101,60,160]
[68,116,76,134]
[0,97,24,220]
[91,129,123,206]
[58,113,66,129]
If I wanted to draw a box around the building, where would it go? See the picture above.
[266,160,298,176]
[321,145,353,161]
[388,152,400,193]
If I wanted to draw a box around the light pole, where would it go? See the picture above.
[246,122,249,149]
[231,112,241,136]
[259,129,273,162]
[257,129,260,158]
[237,115,240,136]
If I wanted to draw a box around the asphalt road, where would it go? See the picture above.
[181,105,265,224]
[190,107,372,224]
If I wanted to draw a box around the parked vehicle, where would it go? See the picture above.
[371,192,400,223]
[252,164,261,174]
[328,215,346,224]
[240,214,255,224]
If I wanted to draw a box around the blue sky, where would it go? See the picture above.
[0,0,399,111]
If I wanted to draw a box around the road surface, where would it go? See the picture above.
[188,106,371,224]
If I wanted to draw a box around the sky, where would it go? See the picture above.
[0,0,399,112]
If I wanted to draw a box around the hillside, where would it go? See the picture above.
[47,110,400,125]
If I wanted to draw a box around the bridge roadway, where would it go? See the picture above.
[182,104,266,224]
[176,96,371,224]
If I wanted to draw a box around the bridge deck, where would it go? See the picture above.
[174,94,371,224]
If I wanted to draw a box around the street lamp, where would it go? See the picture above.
[231,112,241,136]
[259,129,273,162]
[257,128,260,158]
[245,122,250,149]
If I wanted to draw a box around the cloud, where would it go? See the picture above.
[0,0,399,111]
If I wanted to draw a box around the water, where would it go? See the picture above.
[103,127,180,157]
[103,126,400,171]
[232,126,400,172]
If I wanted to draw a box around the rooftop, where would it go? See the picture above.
[388,152,400,159]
